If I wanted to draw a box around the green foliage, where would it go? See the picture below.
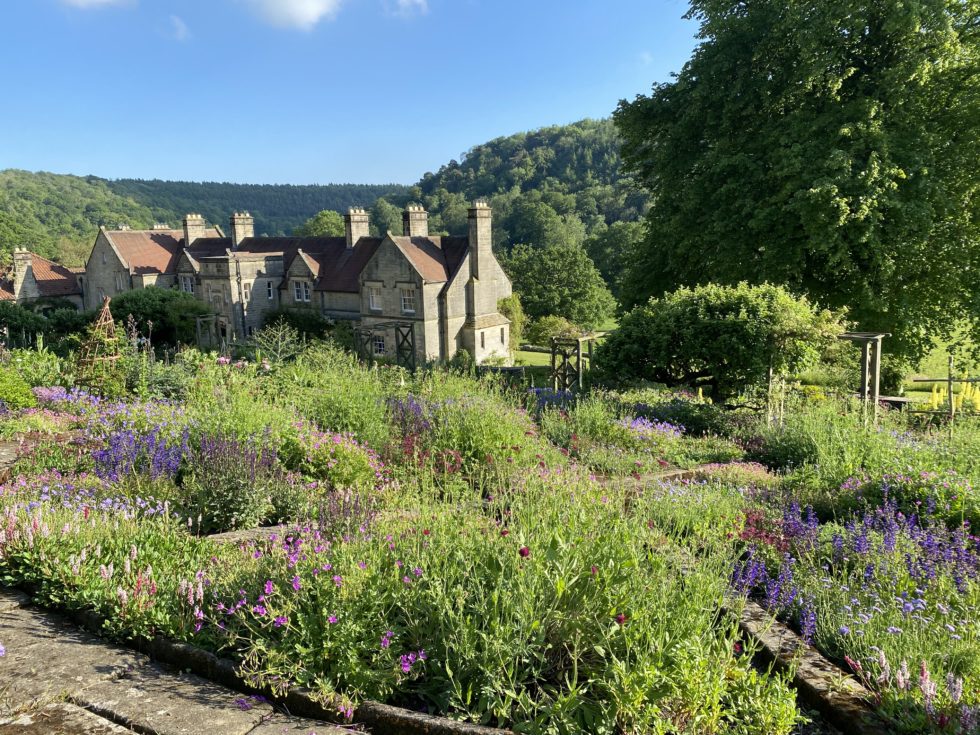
[503,243,615,330]
[417,119,648,246]
[293,209,345,237]
[583,220,645,300]
[0,301,48,335]
[0,169,407,264]
[615,0,980,365]
[111,287,211,346]
[6,347,70,388]
[525,315,584,347]
[0,365,37,409]
[107,179,408,238]
[496,294,525,354]
[0,170,156,265]
[596,283,844,400]
[261,308,330,341]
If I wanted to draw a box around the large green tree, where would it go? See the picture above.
[293,210,344,237]
[616,0,980,363]
[503,243,616,330]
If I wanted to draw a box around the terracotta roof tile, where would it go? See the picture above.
[29,254,83,297]
[0,253,82,300]
[106,228,221,275]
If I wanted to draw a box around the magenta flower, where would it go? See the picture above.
[328,615,338,624]
[518,546,530,558]
[264,580,274,595]
[615,613,627,625]
[333,575,343,587]
[273,616,288,628]
[252,604,267,616]
[291,576,301,592]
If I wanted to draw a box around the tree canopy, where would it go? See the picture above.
[293,210,345,237]
[503,243,616,330]
[615,0,980,364]
[110,287,210,346]
[596,283,845,400]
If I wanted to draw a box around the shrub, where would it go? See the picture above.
[840,470,979,531]
[0,365,37,410]
[180,434,281,534]
[497,294,525,354]
[595,282,844,400]
[111,287,211,346]
[525,315,583,347]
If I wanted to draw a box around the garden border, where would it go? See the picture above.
[7,589,513,735]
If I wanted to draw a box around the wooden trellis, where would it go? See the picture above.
[910,354,980,436]
[355,321,417,372]
[838,332,891,425]
[75,297,122,393]
[550,336,595,391]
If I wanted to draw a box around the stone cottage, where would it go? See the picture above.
[83,202,513,364]
[0,248,84,309]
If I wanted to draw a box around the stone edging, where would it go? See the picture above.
[732,600,885,735]
[14,593,513,735]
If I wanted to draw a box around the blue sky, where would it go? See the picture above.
[0,0,698,184]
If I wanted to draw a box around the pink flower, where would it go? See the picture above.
[518,546,530,558]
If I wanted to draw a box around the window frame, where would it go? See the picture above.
[373,335,386,356]
[368,284,383,312]
[400,286,417,315]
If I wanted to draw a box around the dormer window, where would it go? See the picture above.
[293,280,311,302]
[180,275,195,294]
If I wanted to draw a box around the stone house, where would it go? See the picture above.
[83,203,513,364]
[0,248,84,309]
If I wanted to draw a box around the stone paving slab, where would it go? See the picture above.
[0,591,353,735]
[0,703,137,734]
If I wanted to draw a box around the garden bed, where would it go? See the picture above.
[0,343,977,733]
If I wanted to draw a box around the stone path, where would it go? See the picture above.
[0,590,355,735]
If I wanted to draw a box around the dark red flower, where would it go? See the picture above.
[615,613,627,625]
[422,529,430,536]
[500,528,510,537]
[518,546,530,558]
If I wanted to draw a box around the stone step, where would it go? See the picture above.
[0,591,352,735]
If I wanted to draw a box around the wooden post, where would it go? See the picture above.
[948,354,956,439]
[550,337,558,391]
[576,338,584,389]
[870,336,882,425]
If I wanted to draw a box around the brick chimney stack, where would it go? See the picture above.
[182,214,207,245]
[230,212,255,249]
[468,200,492,280]
[402,204,429,238]
[344,207,370,249]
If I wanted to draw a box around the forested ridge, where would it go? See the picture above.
[0,118,645,278]
[0,170,408,266]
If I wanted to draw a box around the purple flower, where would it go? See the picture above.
[887,626,903,635]
[0,642,5,657]
[328,615,338,624]
[380,630,394,649]
[264,580,274,595]
[332,575,343,588]
[291,575,301,592]
[273,616,288,628]
[252,604,267,616]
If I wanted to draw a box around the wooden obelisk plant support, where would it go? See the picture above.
[75,296,124,396]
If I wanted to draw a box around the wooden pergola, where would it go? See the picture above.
[837,332,891,423]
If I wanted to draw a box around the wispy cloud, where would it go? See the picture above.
[242,0,344,30]
[61,0,130,7]
[169,14,190,41]
[388,0,428,16]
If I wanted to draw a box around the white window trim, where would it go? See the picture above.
[373,335,386,356]
[368,284,383,311]
[400,286,416,315]
[267,281,274,300]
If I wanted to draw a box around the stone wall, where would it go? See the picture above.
[83,232,131,310]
